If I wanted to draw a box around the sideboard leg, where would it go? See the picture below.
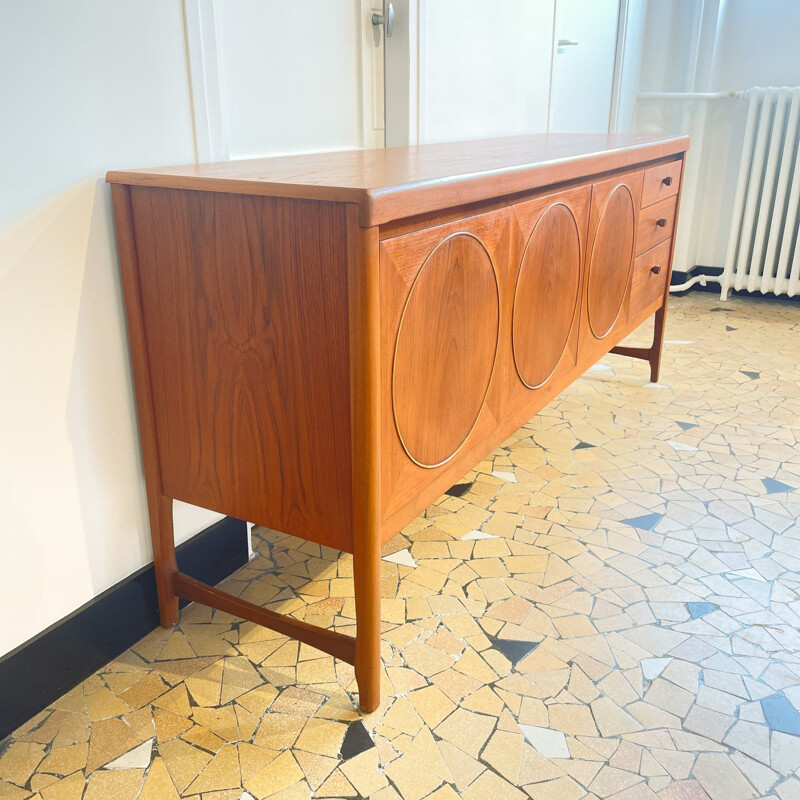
[649,301,668,383]
[353,532,382,712]
[151,494,179,627]
[111,184,179,629]
[347,211,383,713]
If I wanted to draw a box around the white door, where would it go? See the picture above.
[549,0,621,133]
[192,0,384,160]
[385,0,556,146]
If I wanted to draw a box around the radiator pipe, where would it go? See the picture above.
[669,273,720,293]
[637,90,744,101]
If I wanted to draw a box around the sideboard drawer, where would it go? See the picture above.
[637,195,676,255]
[642,160,681,208]
[630,238,671,317]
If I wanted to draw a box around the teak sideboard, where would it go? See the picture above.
[107,134,689,712]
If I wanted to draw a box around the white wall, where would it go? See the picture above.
[694,0,800,269]
[712,0,800,91]
[0,0,228,657]
[624,0,800,273]
[0,0,373,658]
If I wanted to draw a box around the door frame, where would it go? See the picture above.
[182,0,227,162]
[384,0,421,146]
[181,0,384,162]
[385,0,631,145]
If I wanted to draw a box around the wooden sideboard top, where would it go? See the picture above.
[107,133,689,226]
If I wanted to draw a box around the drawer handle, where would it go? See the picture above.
[662,176,673,187]
[656,217,667,227]
[651,265,662,275]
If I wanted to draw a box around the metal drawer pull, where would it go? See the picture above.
[651,265,662,275]
[656,218,667,227]
[662,176,673,187]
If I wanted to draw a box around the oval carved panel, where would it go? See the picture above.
[512,203,581,389]
[586,184,635,339]
[393,233,499,468]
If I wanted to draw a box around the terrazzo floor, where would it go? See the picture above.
[2,292,800,800]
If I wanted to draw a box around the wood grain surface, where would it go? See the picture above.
[108,134,689,226]
[630,238,672,317]
[379,208,510,526]
[512,198,584,389]
[585,175,640,340]
[641,159,681,208]
[129,188,354,551]
[637,194,677,255]
[392,233,500,468]
[111,185,180,627]
[346,207,383,711]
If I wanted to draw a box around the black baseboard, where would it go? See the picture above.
[0,516,248,743]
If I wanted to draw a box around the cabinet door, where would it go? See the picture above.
[379,209,510,523]
[510,185,591,392]
[582,171,643,354]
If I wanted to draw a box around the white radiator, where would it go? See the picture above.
[721,86,800,299]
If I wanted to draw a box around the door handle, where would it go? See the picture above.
[558,39,579,46]
[372,2,395,38]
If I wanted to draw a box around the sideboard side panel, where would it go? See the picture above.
[129,188,354,551]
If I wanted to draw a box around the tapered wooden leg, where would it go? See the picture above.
[611,301,671,383]
[112,184,180,628]
[150,494,179,627]
[353,531,382,712]
[347,209,383,712]
[649,301,668,383]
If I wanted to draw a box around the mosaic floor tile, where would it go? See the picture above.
[339,720,375,761]
[492,470,518,482]
[382,549,418,568]
[669,440,699,451]
[761,478,794,494]
[520,724,570,758]
[105,739,152,770]
[760,695,800,736]
[641,658,672,680]
[622,513,664,531]
[487,636,540,665]
[444,482,472,498]
[5,293,800,798]
[687,603,716,620]
[461,529,496,540]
